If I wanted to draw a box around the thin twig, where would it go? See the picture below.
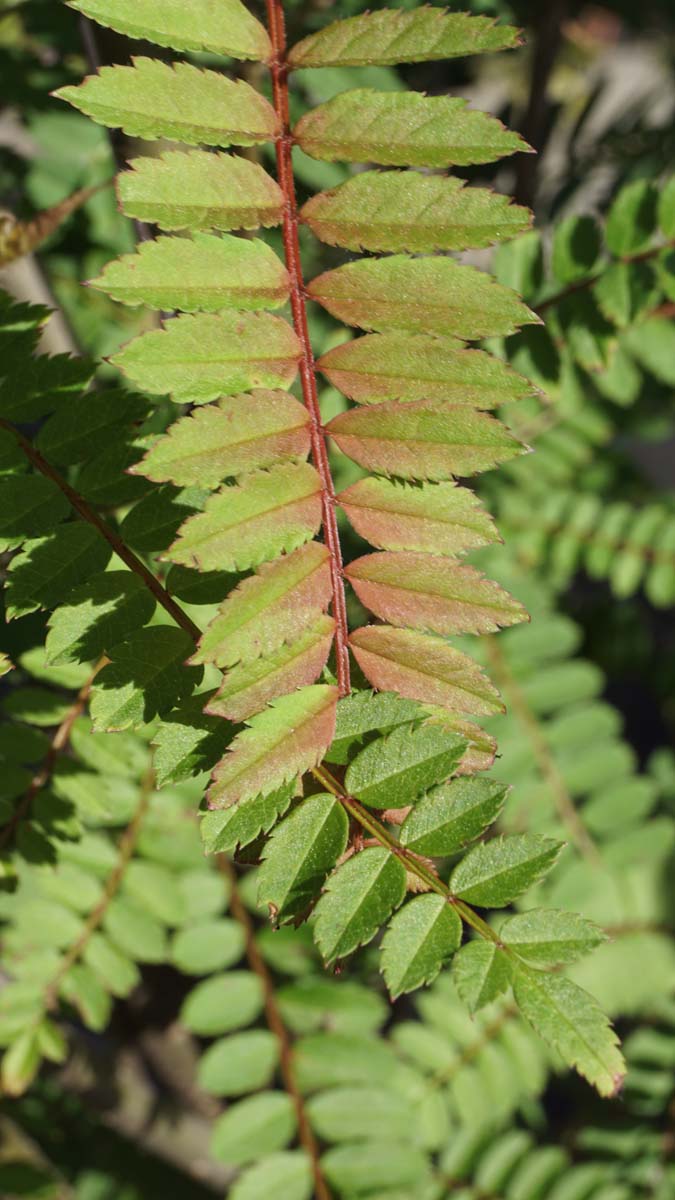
[535,235,675,315]
[265,0,351,698]
[218,856,331,1200]
[485,638,601,864]
[44,769,154,1009]
[0,419,201,642]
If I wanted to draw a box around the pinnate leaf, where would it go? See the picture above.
[301,170,531,254]
[67,0,272,61]
[288,9,520,68]
[45,573,155,666]
[308,255,537,339]
[345,552,527,636]
[91,234,289,313]
[295,90,529,168]
[314,847,407,965]
[133,393,309,488]
[57,60,278,147]
[193,542,331,669]
[205,615,335,722]
[400,777,508,855]
[513,968,625,1097]
[381,894,462,998]
[452,939,512,1012]
[90,627,201,731]
[344,721,466,810]
[258,794,349,923]
[450,834,563,907]
[207,685,338,810]
[338,477,499,556]
[349,625,503,716]
[112,313,300,405]
[318,334,534,407]
[327,400,524,481]
[499,909,606,966]
[166,463,322,573]
[118,151,284,233]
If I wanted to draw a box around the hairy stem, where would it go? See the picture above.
[485,637,601,864]
[265,0,351,698]
[44,769,153,1009]
[0,657,106,850]
[218,855,331,1200]
[0,420,201,642]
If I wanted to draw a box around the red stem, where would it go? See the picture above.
[265,0,351,698]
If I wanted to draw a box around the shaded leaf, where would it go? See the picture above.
[57,59,278,147]
[6,524,111,620]
[0,476,69,548]
[118,151,284,232]
[350,625,503,716]
[152,693,233,787]
[133,392,309,487]
[301,170,531,254]
[605,179,657,256]
[0,186,99,268]
[202,783,296,854]
[45,573,156,666]
[381,894,462,997]
[207,685,338,810]
[90,627,201,731]
[314,847,407,964]
[166,462,322,573]
[112,312,300,405]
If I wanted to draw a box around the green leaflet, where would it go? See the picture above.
[317,334,535,406]
[450,834,563,907]
[91,234,289,313]
[133,393,309,488]
[452,940,512,1012]
[201,785,295,856]
[112,313,300,405]
[193,542,331,669]
[229,1152,312,1200]
[381,894,462,998]
[210,1092,297,1168]
[550,215,601,285]
[400,777,508,856]
[36,390,149,466]
[307,255,537,339]
[117,151,284,233]
[181,971,264,1036]
[0,476,69,548]
[67,0,272,60]
[349,625,504,716]
[295,90,529,168]
[314,847,407,964]
[57,60,278,147]
[605,179,657,256]
[205,615,335,722]
[198,1031,279,1097]
[6,525,111,621]
[288,9,520,68]
[338,477,499,556]
[166,463,322,573]
[327,400,525,481]
[499,909,606,966]
[513,968,625,1098]
[344,722,466,810]
[207,685,338,810]
[89,627,201,732]
[345,553,528,636]
[301,170,531,253]
[152,693,233,787]
[257,794,349,923]
[326,690,426,766]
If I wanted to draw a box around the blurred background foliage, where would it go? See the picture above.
[0,0,674,1197]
